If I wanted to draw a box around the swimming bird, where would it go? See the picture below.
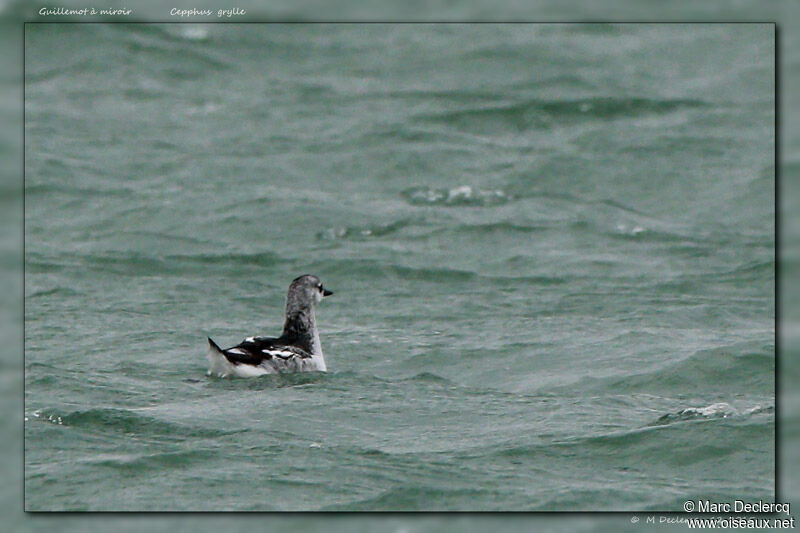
[206,274,333,377]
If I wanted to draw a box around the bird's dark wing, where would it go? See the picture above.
[222,336,312,366]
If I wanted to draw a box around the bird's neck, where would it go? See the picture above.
[282,305,322,355]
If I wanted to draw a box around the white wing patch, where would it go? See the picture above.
[263,349,300,359]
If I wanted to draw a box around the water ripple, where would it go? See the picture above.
[402,185,512,206]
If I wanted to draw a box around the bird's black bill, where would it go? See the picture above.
[322,288,333,297]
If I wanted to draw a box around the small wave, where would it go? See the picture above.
[113,361,158,378]
[122,86,166,101]
[417,97,707,132]
[402,185,512,206]
[27,250,284,277]
[613,222,647,237]
[652,402,774,426]
[621,134,743,158]
[324,485,497,511]
[123,31,227,72]
[317,219,412,241]
[714,259,775,283]
[27,287,81,299]
[87,449,217,471]
[179,26,211,42]
[28,407,242,439]
[449,221,547,235]
[487,273,568,286]
[546,341,774,396]
[25,181,134,198]
[400,372,455,385]
[489,409,773,472]
[182,251,283,267]
[310,258,477,282]
[25,57,98,85]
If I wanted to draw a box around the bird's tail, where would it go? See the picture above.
[207,337,223,353]
[206,337,234,377]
